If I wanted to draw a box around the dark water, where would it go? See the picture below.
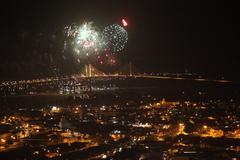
[120,78,240,101]
[1,78,240,109]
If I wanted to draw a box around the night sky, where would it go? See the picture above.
[0,0,239,80]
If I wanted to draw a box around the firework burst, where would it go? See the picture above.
[64,22,106,56]
[97,49,117,66]
[64,22,128,59]
[103,24,128,53]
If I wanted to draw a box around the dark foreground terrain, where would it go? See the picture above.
[0,77,240,159]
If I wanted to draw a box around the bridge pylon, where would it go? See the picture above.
[85,64,92,77]
[129,62,133,76]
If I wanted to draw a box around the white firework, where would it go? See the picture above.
[103,24,128,53]
[64,22,105,56]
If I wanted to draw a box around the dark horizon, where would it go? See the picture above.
[0,0,239,80]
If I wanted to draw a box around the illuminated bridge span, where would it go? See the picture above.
[0,64,233,87]
[81,64,232,83]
